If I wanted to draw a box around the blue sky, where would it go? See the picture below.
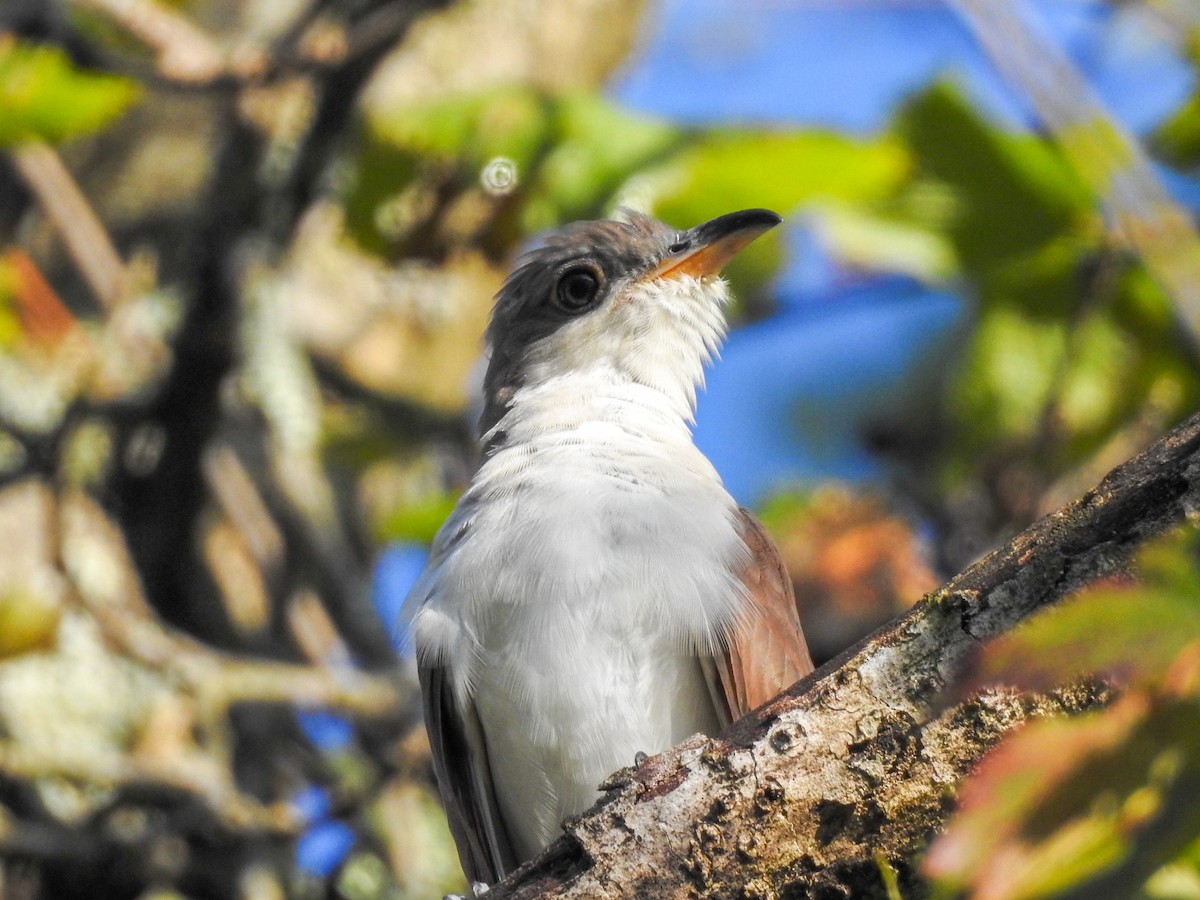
[612,0,1192,134]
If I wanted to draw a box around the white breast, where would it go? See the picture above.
[410,378,749,859]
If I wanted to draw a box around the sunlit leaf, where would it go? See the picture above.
[1143,835,1200,899]
[1154,88,1200,166]
[896,83,1092,276]
[966,529,1200,692]
[0,254,20,349]
[891,84,1200,490]
[0,39,140,145]
[375,491,461,545]
[654,130,910,218]
[371,86,553,172]
[0,587,62,658]
[817,201,956,281]
[970,587,1200,693]
[926,652,1200,899]
[950,303,1067,444]
[528,92,682,229]
[347,88,679,255]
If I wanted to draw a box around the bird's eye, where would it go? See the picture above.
[554,265,604,313]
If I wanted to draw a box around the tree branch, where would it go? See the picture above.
[483,410,1200,898]
[10,142,127,311]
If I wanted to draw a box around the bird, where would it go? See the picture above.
[403,207,814,884]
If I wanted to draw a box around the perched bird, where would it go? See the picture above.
[404,208,814,883]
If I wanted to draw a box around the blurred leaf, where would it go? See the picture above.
[5,249,78,349]
[817,202,956,281]
[931,527,1200,899]
[891,84,1200,493]
[925,646,1200,899]
[1055,118,1135,195]
[340,132,425,257]
[653,130,910,219]
[372,778,467,898]
[757,485,937,664]
[375,491,460,545]
[527,91,682,229]
[970,588,1200,693]
[0,38,140,145]
[372,86,554,173]
[876,852,904,900]
[949,302,1067,446]
[896,83,1092,277]
[1143,836,1200,899]
[967,528,1200,693]
[347,88,680,256]
[1154,88,1200,166]
[0,587,62,658]
[0,254,20,349]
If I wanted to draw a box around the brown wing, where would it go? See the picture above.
[420,664,519,884]
[709,507,814,722]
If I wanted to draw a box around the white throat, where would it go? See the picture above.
[510,274,730,427]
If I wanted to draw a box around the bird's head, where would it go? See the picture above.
[481,208,781,434]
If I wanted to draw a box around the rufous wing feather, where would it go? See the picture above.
[713,507,814,721]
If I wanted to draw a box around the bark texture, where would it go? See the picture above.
[482,411,1200,899]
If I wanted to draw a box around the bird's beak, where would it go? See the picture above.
[647,208,782,281]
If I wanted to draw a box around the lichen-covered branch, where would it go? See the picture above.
[484,410,1200,899]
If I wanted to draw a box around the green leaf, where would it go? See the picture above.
[0,255,20,349]
[0,39,140,145]
[949,302,1068,448]
[971,587,1200,692]
[967,528,1200,692]
[371,86,554,173]
[524,91,682,229]
[375,491,461,545]
[895,83,1092,277]
[817,201,956,281]
[925,657,1200,900]
[895,85,1200,486]
[653,130,910,218]
[1153,87,1200,167]
[1143,836,1200,900]
[346,88,681,255]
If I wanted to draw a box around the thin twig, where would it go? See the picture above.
[10,142,127,311]
[0,742,299,833]
[68,0,226,83]
[202,444,286,582]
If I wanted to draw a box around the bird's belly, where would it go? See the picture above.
[473,618,721,862]
[421,457,746,863]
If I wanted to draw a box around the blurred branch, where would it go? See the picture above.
[58,0,450,90]
[69,0,226,82]
[60,488,406,719]
[486,410,1200,898]
[9,142,127,311]
[0,742,297,833]
[203,443,286,587]
[948,0,1200,346]
[1141,0,1200,36]
[109,0,447,640]
[310,352,472,446]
